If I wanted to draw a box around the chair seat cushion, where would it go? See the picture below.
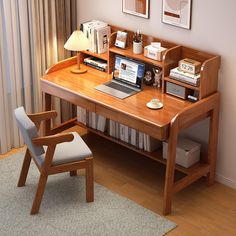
[36,132,92,166]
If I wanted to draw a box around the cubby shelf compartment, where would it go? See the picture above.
[164,76,200,91]
[163,45,220,99]
[109,46,164,68]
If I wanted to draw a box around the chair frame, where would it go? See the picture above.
[17,110,94,215]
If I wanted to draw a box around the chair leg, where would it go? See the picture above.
[70,170,77,176]
[17,149,32,187]
[85,157,94,202]
[31,174,48,215]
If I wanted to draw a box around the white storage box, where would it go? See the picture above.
[163,138,201,168]
[144,45,167,61]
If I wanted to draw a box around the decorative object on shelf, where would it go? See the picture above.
[133,29,143,54]
[64,30,90,74]
[188,91,199,102]
[153,68,162,88]
[144,42,167,61]
[143,70,154,85]
[162,0,192,30]
[122,0,150,19]
[179,58,201,74]
[166,81,190,99]
[115,31,128,48]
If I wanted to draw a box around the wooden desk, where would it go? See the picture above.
[41,57,220,215]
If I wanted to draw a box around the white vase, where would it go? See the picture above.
[133,41,142,54]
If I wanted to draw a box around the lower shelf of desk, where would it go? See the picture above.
[75,121,209,176]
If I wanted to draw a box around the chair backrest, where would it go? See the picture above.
[14,107,45,157]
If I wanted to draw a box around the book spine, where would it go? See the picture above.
[97,115,107,132]
[169,71,199,86]
[130,128,136,146]
[138,132,144,150]
[124,125,129,143]
[119,124,125,141]
[84,62,106,72]
[115,122,120,139]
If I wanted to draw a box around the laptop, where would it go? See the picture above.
[95,55,145,99]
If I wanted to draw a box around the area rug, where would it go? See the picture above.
[0,151,176,236]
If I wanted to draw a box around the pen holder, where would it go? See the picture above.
[133,41,142,54]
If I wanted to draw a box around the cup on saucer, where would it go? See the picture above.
[146,98,163,109]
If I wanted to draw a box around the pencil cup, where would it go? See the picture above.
[133,41,142,54]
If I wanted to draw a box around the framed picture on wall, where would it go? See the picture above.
[122,0,150,19]
[162,0,192,29]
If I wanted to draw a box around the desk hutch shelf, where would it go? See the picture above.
[80,25,220,101]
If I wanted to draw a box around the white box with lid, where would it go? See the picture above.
[163,138,201,168]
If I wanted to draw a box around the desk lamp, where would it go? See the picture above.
[64,30,90,74]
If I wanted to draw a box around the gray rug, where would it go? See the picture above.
[0,151,176,236]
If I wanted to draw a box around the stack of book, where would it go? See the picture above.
[80,20,111,54]
[169,66,200,87]
[84,57,108,72]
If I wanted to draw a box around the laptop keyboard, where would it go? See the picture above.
[106,82,134,94]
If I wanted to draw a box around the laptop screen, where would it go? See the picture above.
[113,55,145,89]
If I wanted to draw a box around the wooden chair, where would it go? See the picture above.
[14,106,94,214]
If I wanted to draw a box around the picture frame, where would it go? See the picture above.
[122,0,150,19]
[162,0,192,29]
[115,31,128,49]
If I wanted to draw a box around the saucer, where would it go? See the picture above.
[146,99,163,109]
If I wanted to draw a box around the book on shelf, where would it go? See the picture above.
[138,132,144,150]
[97,115,107,132]
[91,112,97,129]
[87,111,97,129]
[88,111,92,128]
[130,128,137,146]
[115,122,120,139]
[96,25,111,54]
[81,20,109,53]
[109,120,116,138]
[169,67,200,86]
[77,106,87,125]
[143,134,162,152]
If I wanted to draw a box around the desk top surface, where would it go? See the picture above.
[41,58,193,132]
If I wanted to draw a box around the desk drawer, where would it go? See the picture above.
[75,97,95,111]
[96,104,168,140]
[41,81,95,112]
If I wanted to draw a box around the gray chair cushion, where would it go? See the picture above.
[14,107,45,157]
[36,132,92,166]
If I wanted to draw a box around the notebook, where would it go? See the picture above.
[95,55,145,99]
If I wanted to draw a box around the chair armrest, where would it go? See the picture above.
[32,133,74,146]
[28,110,57,124]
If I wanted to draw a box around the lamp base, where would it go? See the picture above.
[70,68,87,74]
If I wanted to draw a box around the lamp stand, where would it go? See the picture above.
[70,52,87,74]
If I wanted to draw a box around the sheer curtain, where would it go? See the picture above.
[0,0,77,154]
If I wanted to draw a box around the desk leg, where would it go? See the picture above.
[44,93,52,135]
[207,103,220,185]
[163,119,178,215]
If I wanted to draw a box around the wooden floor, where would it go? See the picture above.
[1,126,236,235]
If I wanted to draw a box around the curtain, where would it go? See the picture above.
[0,0,77,154]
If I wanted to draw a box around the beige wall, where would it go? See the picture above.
[77,0,236,189]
